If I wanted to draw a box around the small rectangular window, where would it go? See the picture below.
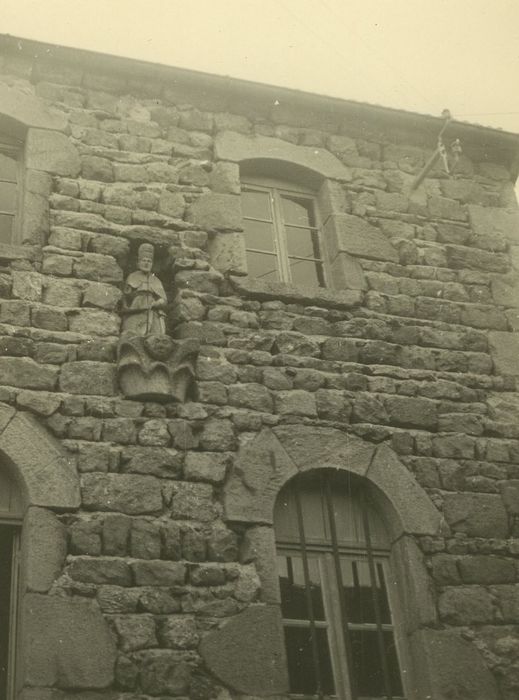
[242,181,325,288]
[0,139,21,245]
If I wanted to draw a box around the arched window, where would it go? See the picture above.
[274,469,405,700]
[0,464,22,700]
[241,175,325,288]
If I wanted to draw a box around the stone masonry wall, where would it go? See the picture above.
[1,41,519,699]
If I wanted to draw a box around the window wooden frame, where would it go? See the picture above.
[241,176,326,288]
[0,135,23,246]
[0,468,23,700]
[274,472,407,700]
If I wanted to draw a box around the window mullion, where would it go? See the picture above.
[6,529,20,700]
[323,476,358,700]
[271,189,290,283]
[360,488,394,700]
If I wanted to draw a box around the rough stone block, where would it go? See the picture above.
[488,331,519,375]
[275,389,317,416]
[81,473,163,515]
[215,130,351,181]
[0,357,58,390]
[468,204,519,242]
[26,128,81,177]
[184,451,230,484]
[323,213,399,262]
[186,192,242,231]
[68,308,121,336]
[21,190,49,245]
[24,594,116,688]
[131,560,186,586]
[25,507,67,592]
[200,605,288,694]
[169,482,215,521]
[113,614,157,652]
[67,557,131,586]
[442,492,508,538]
[209,231,247,275]
[409,628,498,700]
[439,586,494,624]
[59,361,116,395]
[73,253,123,283]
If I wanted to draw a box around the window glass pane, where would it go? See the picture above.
[0,527,14,699]
[0,214,13,244]
[278,554,325,620]
[341,560,392,625]
[288,257,324,287]
[246,251,280,281]
[286,225,320,259]
[284,626,335,696]
[243,220,275,252]
[281,194,315,227]
[242,189,272,220]
[0,153,17,182]
[0,182,17,213]
[350,630,404,698]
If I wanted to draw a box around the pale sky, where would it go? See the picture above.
[2,0,519,136]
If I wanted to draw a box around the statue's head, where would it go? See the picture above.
[137,243,154,273]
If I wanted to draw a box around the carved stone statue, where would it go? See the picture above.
[117,243,199,403]
[121,243,167,336]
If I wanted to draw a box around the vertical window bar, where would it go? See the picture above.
[293,482,324,699]
[323,474,358,700]
[6,529,20,700]
[360,488,393,700]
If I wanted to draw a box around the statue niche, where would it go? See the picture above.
[117,243,199,402]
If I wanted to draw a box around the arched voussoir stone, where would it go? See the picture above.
[367,443,444,538]
[223,424,443,538]
[0,403,80,511]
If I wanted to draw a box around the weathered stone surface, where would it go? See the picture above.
[0,83,67,130]
[120,446,182,478]
[169,481,215,521]
[184,451,230,484]
[159,616,199,649]
[200,605,288,694]
[458,555,516,584]
[215,130,351,181]
[469,204,519,242]
[131,560,186,586]
[442,492,508,538]
[275,389,317,416]
[68,557,131,586]
[323,213,399,262]
[186,193,242,231]
[410,629,498,700]
[0,408,80,510]
[113,614,157,651]
[488,331,519,375]
[60,361,117,395]
[81,473,163,514]
[232,276,362,307]
[368,443,442,537]
[129,648,194,695]
[24,594,116,688]
[0,357,58,390]
[26,128,80,176]
[26,507,67,592]
[439,586,494,624]
[209,231,247,275]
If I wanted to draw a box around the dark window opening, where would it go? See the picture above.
[0,526,17,700]
[241,180,325,288]
[275,470,405,700]
[0,138,21,245]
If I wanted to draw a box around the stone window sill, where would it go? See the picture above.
[0,243,41,262]
[230,275,363,309]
